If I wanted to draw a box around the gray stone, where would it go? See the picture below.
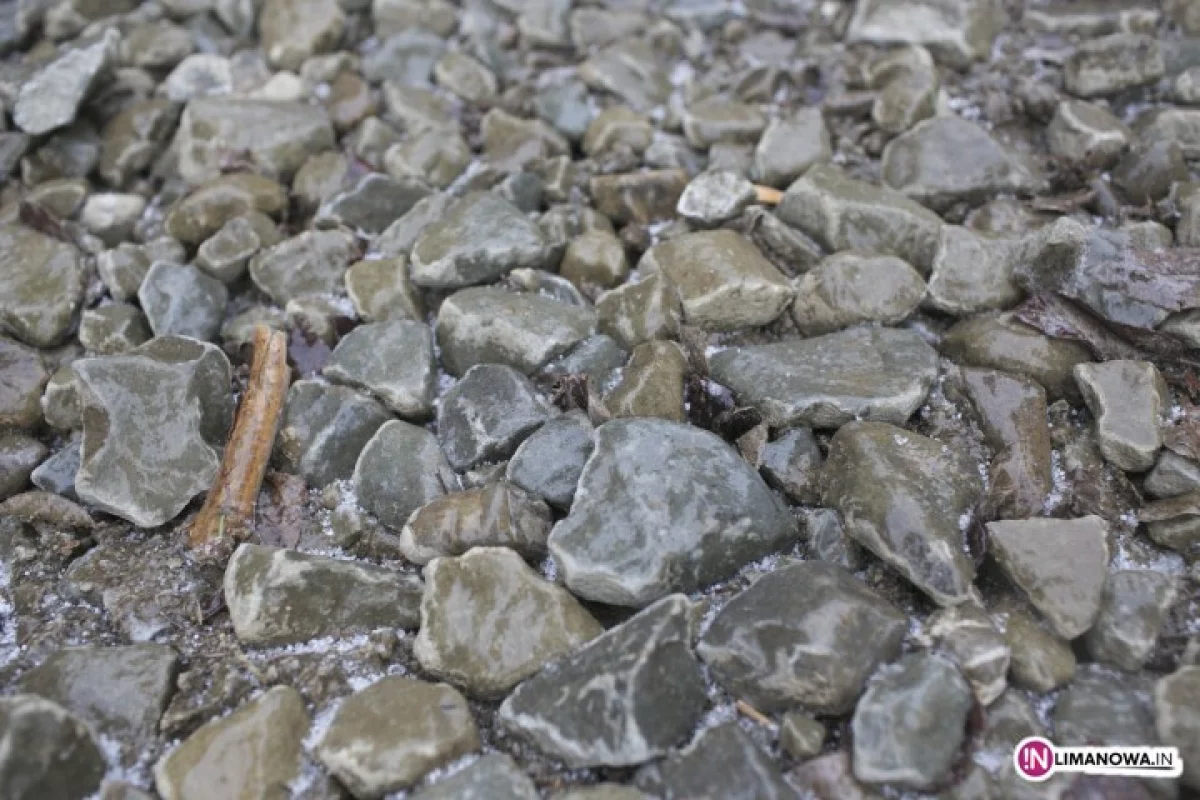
[881,116,1036,212]
[1054,665,1159,748]
[352,419,457,534]
[549,418,797,607]
[14,29,118,135]
[248,229,359,306]
[925,604,1010,705]
[317,173,431,235]
[138,262,227,342]
[583,107,654,158]
[851,653,973,790]
[19,644,178,744]
[506,410,594,509]
[399,480,552,564]
[73,340,231,527]
[154,686,309,800]
[709,327,938,429]
[1048,99,1132,167]
[412,754,538,800]
[539,335,629,390]
[926,225,1022,316]
[225,544,422,645]
[872,62,938,136]
[0,432,46,500]
[363,30,445,85]
[0,694,105,800]
[579,40,671,113]
[846,0,1004,67]
[437,288,595,376]
[753,108,831,188]
[0,336,47,430]
[316,677,479,797]
[682,95,767,150]
[384,127,471,189]
[779,712,826,761]
[164,174,287,246]
[1005,610,1076,691]
[1145,451,1200,499]
[324,320,436,419]
[986,516,1110,639]
[804,507,864,570]
[824,421,981,605]
[560,230,629,292]
[605,341,687,422]
[1064,34,1165,97]
[344,257,425,323]
[160,54,233,103]
[173,97,335,185]
[676,171,756,228]
[509,269,590,307]
[381,84,456,135]
[499,594,707,767]
[1085,570,1178,671]
[30,439,81,500]
[1155,666,1200,791]
[260,0,344,71]
[1024,1,1160,35]
[415,547,603,696]
[776,164,944,274]
[596,275,683,351]
[0,224,83,348]
[590,169,688,225]
[698,561,906,713]
[80,193,146,247]
[534,78,594,142]
[482,109,570,173]
[434,50,497,105]
[785,753,878,800]
[411,192,551,289]
[41,365,81,431]
[1114,137,1189,204]
[437,364,555,471]
[277,380,391,488]
[791,252,926,336]
[635,723,795,800]
[79,304,151,355]
[1075,360,1169,473]
[195,213,279,284]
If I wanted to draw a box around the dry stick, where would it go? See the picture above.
[754,185,783,206]
[189,325,290,560]
[735,699,775,728]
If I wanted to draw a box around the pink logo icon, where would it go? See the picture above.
[1014,736,1055,781]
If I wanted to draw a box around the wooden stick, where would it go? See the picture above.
[190,325,289,560]
[754,185,783,206]
[735,699,774,728]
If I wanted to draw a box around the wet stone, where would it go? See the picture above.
[0,694,106,800]
[437,364,555,471]
[926,224,1022,316]
[138,262,227,342]
[549,418,797,607]
[780,712,826,761]
[414,547,603,697]
[316,677,478,797]
[579,40,671,113]
[753,108,831,188]
[596,274,683,351]
[776,164,944,274]
[0,432,46,500]
[0,336,48,429]
[399,480,552,565]
[499,594,707,768]
[791,252,926,336]
[635,722,795,800]
[195,212,280,284]
[260,0,344,71]
[1053,664,1159,749]
[698,561,906,713]
[1064,33,1165,98]
[709,327,938,429]
[413,753,539,800]
[1006,609,1076,691]
[482,109,570,173]
[986,516,1110,639]
[317,173,430,235]
[324,320,436,418]
[505,410,594,510]
[682,95,767,150]
[925,604,1010,705]
[846,0,1004,67]
[851,652,973,790]
[560,230,629,292]
[1048,99,1132,167]
[14,29,118,135]
[30,438,81,500]
[436,287,596,376]
[1085,570,1178,671]
[605,340,687,422]
[19,644,178,744]
[804,507,865,570]
[1145,451,1200,499]
[344,256,424,322]
[353,419,458,530]
[73,339,232,527]
[42,365,81,431]
[411,192,551,289]
[676,171,755,229]
[1155,666,1200,791]
[590,169,688,225]
[384,127,471,189]
[164,174,288,246]
[153,686,309,800]
[1075,360,1169,473]
[822,421,981,606]
[277,380,391,488]
[0,224,83,348]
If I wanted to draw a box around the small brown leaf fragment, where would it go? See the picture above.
[190,325,290,562]
[254,471,308,549]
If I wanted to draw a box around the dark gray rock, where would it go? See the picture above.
[635,723,797,800]
[437,364,555,471]
[0,694,106,800]
[353,419,458,530]
[138,262,228,342]
[317,173,431,234]
[505,411,594,509]
[0,337,48,430]
[248,229,359,306]
[0,225,84,348]
[413,754,538,800]
[324,320,436,418]
[1155,666,1200,791]
[1085,570,1179,671]
[277,380,391,488]
[0,432,46,500]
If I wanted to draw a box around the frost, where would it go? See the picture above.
[88,733,155,795]
[958,510,974,533]
[1043,450,1068,513]
[540,555,559,582]
[670,61,695,87]
[893,434,910,446]
[247,634,372,660]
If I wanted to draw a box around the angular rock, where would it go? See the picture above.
[316,677,479,797]
[324,320,436,419]
[540,335,629,390]
[505,411,593,510]
[925,604,1010,705]
[753,108,831,188]
[0,224,83,348]
[277,380,391,488]
[316,173,430,236]
[873,65,938,137]
[260,0,344,71]
[756,428,822,504]
[579,40,671,112]
[698,561,906,713]
[154,686,308,800]
[437,287,596,376]
[636,723,795,800]
[1075,360,1168,473]
[435,50,497,105]
[28,439,79,499]
[399,481,552,565]
[353,419,457,531]
[0,337,47,430]
[482,109,570,173]
[776,164,944,273]
[560,230,629,292]
[791,252,926,336]
[549,418,797,607]
[596,274,683,351]
[1064,33,1165,97]
[605,341,687,422]
[846,0,1004,67]
[79,304,152,355]
[414,547,603,696]
[415,754,538,799]
[74,340,232,527]
[437,365,555,471]
[590,169,688,225]
[709,327,938,429]
[926,224,1022,316]
[384,128,471,189]
[0,432,46,500]
[1155,666,1200,791]
[164,174,287,246]
[1048,99,1132,167]
[1005,610,1076,691]
[986,516,1110,639]
[1053,664,1159,749]
[823,421,981,606]
[248,229,359,306]
[851,653,973,790]
[195,213,280,284]
[779,712,826,761]
[224,543,423,645]
[1145,451,1200,499]
[19,644,178,744]
[14,29,118,135]
[1085,570,1178,671]
[583,107,654,157]
[0,694,105,800]
[138,262,227,342]
[639,230,793,331]
[499,594,707,768]
[364,31,444,85]
[344,256,425,323]
[682,95,767,150]
[676,170,756,227]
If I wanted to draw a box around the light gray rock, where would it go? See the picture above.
[791,252,926,336]
[14,29,118,135]
[506,411,594,509]
[0,224,84,348]
[1064,33,1165,97]
[499,594,707,768]
[1048,99,1132,167]
[708,327,938,429]
[753,108,831,188]
[437,364,555,471]
[1085,570,1178,671]
[324,320,436,418]
[0,694,105,800]
[364,30,445,84]
[579,40,671,113]
[926,225,1022,316]
[138,262,228,342]
[698,561,906,713]
[549,418,797,607]
[1075,360,1169,472]
[925,604,1010,705]
[260,0,345,71]
[1145,451,1200,499]
[846,0,1003,67]
[823,421,981,606]
[353,419,458,530]
[676,171,757,227]
[412,754,539,800]
[277,380,391,488]
[0,337,48,430]
[248,229,359,306]
[79,304,151,355]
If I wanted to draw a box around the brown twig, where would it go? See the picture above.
[735,699,774,728]
[190,325,290,561]
[754,185,783,206]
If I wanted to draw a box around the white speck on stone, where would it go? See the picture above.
[893,434,909,445]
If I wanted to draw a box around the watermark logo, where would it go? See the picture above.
[1014,736,1184,782]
